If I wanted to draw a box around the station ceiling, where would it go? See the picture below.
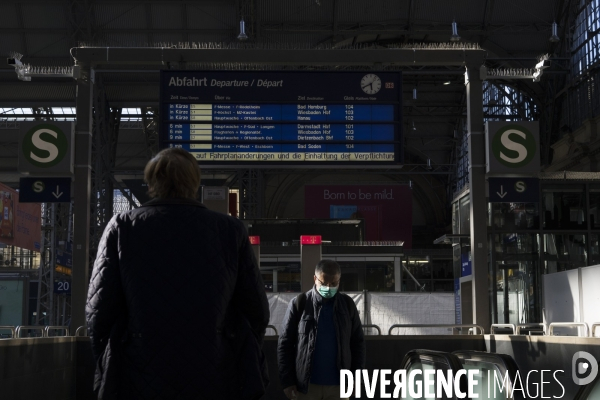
[0,0,571,193]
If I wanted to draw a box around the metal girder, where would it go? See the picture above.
[90,79,120,269]
[70,47,486,67]
[35,202,72,327]
[237,169,264,218]
[35,204,55,328]
[141,107,159,158]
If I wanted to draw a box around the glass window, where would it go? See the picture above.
[260,262,301,293]
[590,188,600,230]
[572,0,600,75]
[543,234,587,273]
[591,234,599,265]
[459,196,470,235]
[452,201,460,234]
[433,280,453,292]
[542,186,586,229]
[261,271,274,292]
[491,202,539,230]
[336,261,396,292]
[492,234,541,324]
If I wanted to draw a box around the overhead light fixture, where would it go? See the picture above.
[412,87,417,100]
[237,18,248,41]
[450,20,461,42]
[426,158,432,170]
[411,121,417,130]
[549,21,560,43]
[443,81,451,85]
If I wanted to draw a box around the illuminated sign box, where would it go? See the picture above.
[160,71,403,167]
[301,235,322,245]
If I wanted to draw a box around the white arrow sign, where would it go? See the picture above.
[496,185,507,198]
[52,185,63,199]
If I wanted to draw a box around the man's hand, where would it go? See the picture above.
[283,385,298,399]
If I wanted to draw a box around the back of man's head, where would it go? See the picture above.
[315,259,341,276]
[144,148,201,199]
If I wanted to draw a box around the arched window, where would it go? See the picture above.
[572,0,600,75]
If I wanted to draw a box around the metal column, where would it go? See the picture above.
[238,169,265,219]
[35,204,56,326]
[71,66,93,330]
[465,67,490,331]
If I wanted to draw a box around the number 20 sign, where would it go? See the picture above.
[54,281,71,295]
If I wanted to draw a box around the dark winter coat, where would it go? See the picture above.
[85,198,270,399]
[277,287,366,394]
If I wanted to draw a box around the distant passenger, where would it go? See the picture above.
[86,148,270,399]
[278,260,365,400]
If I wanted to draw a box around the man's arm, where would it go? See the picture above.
[277,298,299,389]
[233,220,270,343]
[348,297,366,370]
[85,216,125,364]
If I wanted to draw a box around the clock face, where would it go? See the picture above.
[361,74,382,94]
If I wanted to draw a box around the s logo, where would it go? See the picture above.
[22,124,68,168]
[572,351,599,385]
[492,125,537,168]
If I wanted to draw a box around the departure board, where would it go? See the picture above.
[160,71,402,166]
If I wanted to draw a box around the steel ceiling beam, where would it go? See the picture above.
[70,47,486,67]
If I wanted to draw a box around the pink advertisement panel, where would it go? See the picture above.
[0,182,41,252]
[304,185,412,248]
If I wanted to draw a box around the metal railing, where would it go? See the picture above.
[490,324,516,334]
[592,323,600,338]
[266,325,278,335]
[548,322,590,337]
[0,326,16,338]
[44,326,70,337]
[515,323,546,335]
[15,326,46,338]
[388,324,485,335]
[75,326,88,337]
[362,324,381,335]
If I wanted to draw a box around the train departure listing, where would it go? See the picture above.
[160,71,402,165]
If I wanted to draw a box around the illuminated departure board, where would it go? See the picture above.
[160,71,402,166]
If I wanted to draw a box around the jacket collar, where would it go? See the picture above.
[142,197,207,208]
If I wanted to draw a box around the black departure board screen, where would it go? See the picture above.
[159,71,402,166]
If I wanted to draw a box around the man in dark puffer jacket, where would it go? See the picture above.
[278,260,365,400]
[86,148,270,399]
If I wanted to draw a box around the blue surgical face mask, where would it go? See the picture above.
[318,285,337,298]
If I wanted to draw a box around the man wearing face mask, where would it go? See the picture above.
[278,260,365,400]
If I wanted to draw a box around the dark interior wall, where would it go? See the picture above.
[0,337,77,400]
[3,335,597,400]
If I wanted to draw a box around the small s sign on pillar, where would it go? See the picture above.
[19,122,74,175]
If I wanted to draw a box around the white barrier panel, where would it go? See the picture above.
[266,292,365,336]
[368,293,455,335]
[266,292,453,335]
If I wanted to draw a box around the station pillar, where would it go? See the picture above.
[300,235,322,292]
[249,236,260,268]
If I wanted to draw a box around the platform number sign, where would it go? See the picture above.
[19,122,74,174]
[486,121,540,175]
[54,280,71,294]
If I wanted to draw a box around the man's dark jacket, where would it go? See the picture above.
[85,198,270,399]
[277,288,365,394]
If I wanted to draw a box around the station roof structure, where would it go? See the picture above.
[0,0,578,204]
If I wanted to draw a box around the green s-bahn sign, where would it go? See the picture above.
[486,121,540,175]
[19,122,74,174]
